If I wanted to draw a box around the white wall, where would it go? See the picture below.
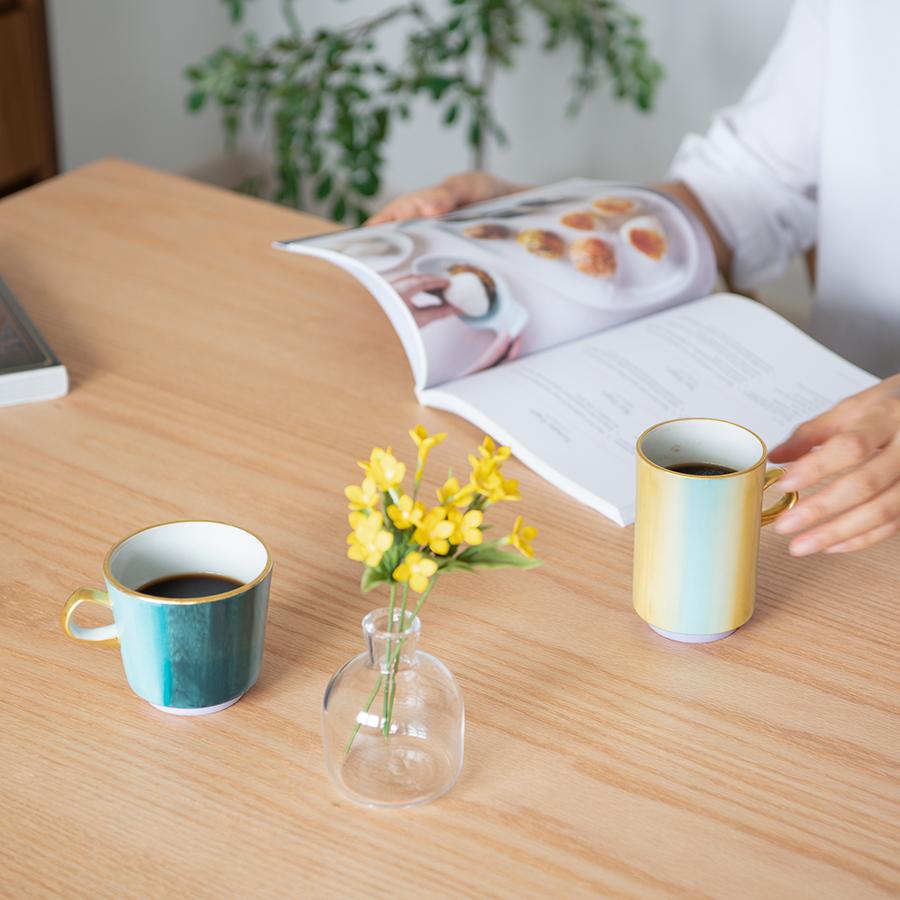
[47,0,808,318]
[49,0,793,187]
[48,0,247,183]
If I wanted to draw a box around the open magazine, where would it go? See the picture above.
[277,179,877,525]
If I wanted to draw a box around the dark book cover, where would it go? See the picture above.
[0,277,68,406]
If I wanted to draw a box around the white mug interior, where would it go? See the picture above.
[640,419,765,474]
[107,521,269,593]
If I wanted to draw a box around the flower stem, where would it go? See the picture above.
[398,583,411,631]
[345,577,438,751]
[344,674,384,753]
[385,583,410,731]
[381,575,439,735]
[382,583,397,736]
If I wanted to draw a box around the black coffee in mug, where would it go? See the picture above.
[666,461,737,476]
[138,573,244,599]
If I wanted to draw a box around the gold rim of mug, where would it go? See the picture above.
[102,520,274,605]
[636,417,768,480]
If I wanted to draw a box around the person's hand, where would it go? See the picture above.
[769,374,900,554]
[367,171,524,225]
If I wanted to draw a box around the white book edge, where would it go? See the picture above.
[419,384,628,526]
[0,364,69,408]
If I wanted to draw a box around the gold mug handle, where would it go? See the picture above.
[760,467,799,527]
[61,588,120,647]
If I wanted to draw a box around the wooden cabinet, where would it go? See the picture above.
[0,0,56,196]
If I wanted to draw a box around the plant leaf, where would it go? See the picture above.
[187,90,207,113]
[361,567,389,593]
[315,173,333,199]
[352,170,380,197]
[453,541,542,570]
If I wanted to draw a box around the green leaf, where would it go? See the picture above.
[420,75,456,100]
[187,90,206,113]
[315,173,333,199]
[222,0,244,24]
[453,541,542,570]
[274,37,300,53]
[361,567,389,593]
[438,558,478,574]
[352,170,380,197]
[373,107,390,142]
[353,205,370,227]
[224,112,240,148]
[332,194,347,222]
[443,103,459,125]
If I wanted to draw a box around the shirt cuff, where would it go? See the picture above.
[669,132,814,291]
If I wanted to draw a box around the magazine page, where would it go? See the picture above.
[421,294,879,525]
[276,179,715,390]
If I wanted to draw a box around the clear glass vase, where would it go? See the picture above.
[322,607,464,808]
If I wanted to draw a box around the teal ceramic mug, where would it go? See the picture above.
[61,521,273,715]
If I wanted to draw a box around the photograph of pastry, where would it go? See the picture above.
[440,263,498,318]
[591,196,638,218]
[516,229,566,259]
[437,182,698,311]
[462,223,515,240]
[569,237,616,277]
[559,211,597,231]
[620,215,667,261]
[280,179,714,385]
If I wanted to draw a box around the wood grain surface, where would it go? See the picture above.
[1,160,898,899]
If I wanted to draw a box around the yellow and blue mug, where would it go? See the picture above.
[633,419,797,643]
[61,521,273,714]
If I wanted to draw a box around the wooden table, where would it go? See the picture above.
[2,160,898,898]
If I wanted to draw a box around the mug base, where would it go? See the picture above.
[649,625,737,643]
[150,692,245,716]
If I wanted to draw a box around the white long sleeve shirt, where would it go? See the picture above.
[670,0,900,377]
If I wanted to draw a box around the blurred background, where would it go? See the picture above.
[4,0,808,317]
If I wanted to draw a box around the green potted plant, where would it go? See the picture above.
[186,0,663,223]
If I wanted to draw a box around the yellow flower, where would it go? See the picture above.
[413,507,454,555]
[492,477,520,503]
[359,446,406,492]
[436,476,475,509]
[468,454,519,503]
[346,511,394,566]
[344,477,379,511]
[409,425,447,480]
[392,551,438,594]
[469,454,500,495]
[478,435,511,463]
[508,515,537,558]
[387,494,425,530]
[447,508,483,546]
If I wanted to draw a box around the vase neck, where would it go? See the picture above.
[363,607,420,672]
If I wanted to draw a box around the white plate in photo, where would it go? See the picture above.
[439,187,699,312]
[413,255,529,339]
[316,230,414,273]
